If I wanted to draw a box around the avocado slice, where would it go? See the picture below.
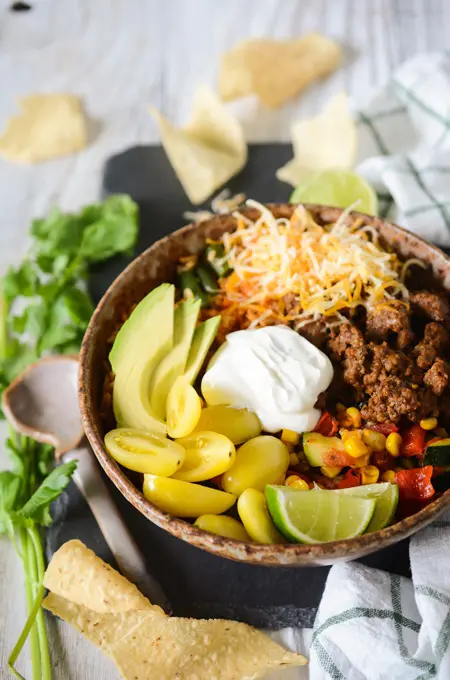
[110,283,174,434]
[149,298,201,419]
[184,315,221,384]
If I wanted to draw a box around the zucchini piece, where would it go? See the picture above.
[196,263,220,294]
[177,270,210,307]
[203,244,230,277]
[422,438,450,466]
[303,432,345,467]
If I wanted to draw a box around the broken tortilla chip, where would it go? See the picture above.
[219,34,342,109]
[276,91,357,186]
[43,540,150,614]
[150,86,247,205]
[43,540,306,679]
[0,93,88,163]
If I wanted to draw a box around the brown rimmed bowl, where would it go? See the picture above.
[79,204,450,566]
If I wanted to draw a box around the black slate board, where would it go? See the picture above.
[48,144,411,630]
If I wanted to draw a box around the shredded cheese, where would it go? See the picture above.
[214,200,422,329]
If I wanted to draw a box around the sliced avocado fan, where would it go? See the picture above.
[149,298,201,420]
[184,315,221,384]
[110,283,174,434]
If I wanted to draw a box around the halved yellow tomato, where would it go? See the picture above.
[194,405,261,444]
[237,488,286,544]
[143,474,236,517]
[166,376,202,439]
[172,431,235,482]
[222,435,290,496]
[105,428,185,476]
[194,514,251,542]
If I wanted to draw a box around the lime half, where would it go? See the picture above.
[337,483,399,532]
[290,169,378,216]
[265,486,376,544]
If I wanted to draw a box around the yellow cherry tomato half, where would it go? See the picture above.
[194,514,251,542]
[194,405,261,444]
[166,376,202,439]
[222,435,290,497]
[238,488,286,544]
[104,428,185,476]
[172,431,235,482]
[143,474,236,517]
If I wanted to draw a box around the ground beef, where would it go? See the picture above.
[361,378,438,424]
[366,303,414,349]
[363,342,421,394]
[411,291,450,322]
[424,358,450,396]
[414,322,449,370]
[297,319,329,348]
[328,323,365,359]
[328,324,367,392]
[361,376,420,423]
[323,286,450,424]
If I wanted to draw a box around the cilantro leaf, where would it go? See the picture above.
[80,195,139,262]
[18,461,77,526]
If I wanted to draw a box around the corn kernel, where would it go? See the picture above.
[344,434,370,458]
[361,465,380,485]
[285,475,309,491]
[346,407,361,428]
[337,411,354,427]
[336,403,346,413]
[320,465,342,479]
[362,429,386,452]
[386,432,402,457]
[353,453,371,468]
[381,470,396,483]
[340,429,352,442]
[420,418,438,431]
[400,456,414,469]
[281,429,300,445]
[289,453,300,466]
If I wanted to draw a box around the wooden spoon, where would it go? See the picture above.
[2,354,170,613]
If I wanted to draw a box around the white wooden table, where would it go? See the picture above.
[0,0,448,677]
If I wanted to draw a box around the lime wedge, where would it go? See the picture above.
[265,486,376,544]
[336,483,399,532]
[290,169,378,216]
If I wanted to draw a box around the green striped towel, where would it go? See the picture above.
[356,52,450,245]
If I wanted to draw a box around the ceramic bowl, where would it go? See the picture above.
[79,204,450,566]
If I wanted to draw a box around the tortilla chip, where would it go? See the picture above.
[150,86,247,205]
[43,540,307,679]
[219,34,342,108]
[43,540,150,613]
[277,91,357,186]
[0,93,88,163]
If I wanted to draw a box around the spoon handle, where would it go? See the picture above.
[64,445,171,613]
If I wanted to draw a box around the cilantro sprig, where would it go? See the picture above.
[0,194,139,679]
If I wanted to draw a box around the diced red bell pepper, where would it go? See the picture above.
[395,466,435,501]
[401,424,426,457]
[371,450,395,471]
[337,468,361,488]
[314,411,339,437]
[367,422,399,436]
[323,448,356,468]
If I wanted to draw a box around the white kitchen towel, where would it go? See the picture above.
[356,51,450,246]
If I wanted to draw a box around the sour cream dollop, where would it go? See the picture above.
[201,325,334,433]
